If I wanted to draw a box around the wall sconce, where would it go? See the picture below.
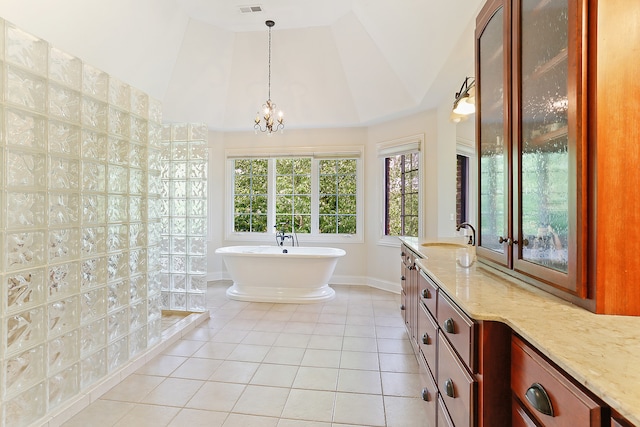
[450,77,475,123]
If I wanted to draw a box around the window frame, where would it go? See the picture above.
[456,137,477,229]
[377,134,424,246]
[225,146,364,244]
[456,153,470,225]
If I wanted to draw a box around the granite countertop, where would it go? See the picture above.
[401,237,640,425]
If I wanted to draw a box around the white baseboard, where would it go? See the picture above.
[208,272,228,282]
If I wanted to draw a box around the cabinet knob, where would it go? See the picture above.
[400,305,405,311]
[443,318,455,334]
[401,276,405,281]
[421,387,431,402]
[499,236,517,246]
[422,333,430,345]
[525,383,554,417]
[444,378,455,398]
[421,288,431,299]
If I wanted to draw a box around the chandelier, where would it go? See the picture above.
[254,20,284,135]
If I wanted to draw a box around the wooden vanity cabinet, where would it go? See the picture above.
[476,0,640,316]
[611,415,635,427]
[417,303,437,377]
[438,397,456,427]
[401,244,420,347]
[418,352,438,426]
[512,396,538,427]
[404,259,511,427]
[511,334,606,427]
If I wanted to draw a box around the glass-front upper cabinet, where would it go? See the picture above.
[477,0,510,266]
[476,0,587,297]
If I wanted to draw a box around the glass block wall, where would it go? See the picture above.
[0,19,164,426]
[160,123,208,312]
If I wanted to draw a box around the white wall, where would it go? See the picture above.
[206,110,475,293]
[203,2,481,293]
[365,110,439,288]
[207,127,370,283]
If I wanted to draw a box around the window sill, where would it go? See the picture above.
[377,235,405,248]
[225,232,363,245]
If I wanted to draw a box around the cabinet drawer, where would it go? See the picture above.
[438,331,476,427]
[419,269,438,317]
[418,354,438,427]
[438,396,455,427]
[611,413,634,427]
[513,397,539,427]
[417,303,437,376]
[511,335,605,427]
[400,261,407,292]
[437,291,476,370]
[402,246,416,267]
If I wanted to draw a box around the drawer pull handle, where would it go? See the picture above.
[422,333,430,345]
[421,387,431,401]
[443,318,455,334]
[444,378,455,398]
[525,383,554,417]
[421,288,431,299]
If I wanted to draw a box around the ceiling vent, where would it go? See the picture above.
[239,5,263,13]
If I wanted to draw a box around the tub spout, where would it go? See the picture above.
[275,226,294,247]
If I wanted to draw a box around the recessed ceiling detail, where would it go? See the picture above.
[0,0,485,131]
[239,5,262,14]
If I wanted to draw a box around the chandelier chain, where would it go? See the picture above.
[268,24,272,100]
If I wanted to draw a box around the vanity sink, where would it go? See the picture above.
[420,242,470,249]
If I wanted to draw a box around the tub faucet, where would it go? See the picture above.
[275,226,293,247]
[456,222,476,246]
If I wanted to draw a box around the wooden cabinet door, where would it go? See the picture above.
[511,0,588,297]
[476,0,589,303]
[476,0,511,268]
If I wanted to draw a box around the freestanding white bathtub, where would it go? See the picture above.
[215,245,346,303]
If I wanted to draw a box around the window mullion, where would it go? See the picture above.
[311,159,319,235]
[267,158,276,234]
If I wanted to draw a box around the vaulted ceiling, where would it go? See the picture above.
[0,0,484,131]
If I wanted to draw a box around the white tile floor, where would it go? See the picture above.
[63,282,429,427]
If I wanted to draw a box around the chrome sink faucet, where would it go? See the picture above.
[456,222,476,246]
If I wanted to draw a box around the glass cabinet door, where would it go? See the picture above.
[477,1,509,265]
[514,0,585,294]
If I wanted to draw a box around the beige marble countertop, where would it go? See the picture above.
[402,237,640,426]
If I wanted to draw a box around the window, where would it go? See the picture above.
[227,148,362,240]
[233,159,268,232]
[319,159,357,234]
[379,135,422,239]
[275,158,312,233]
[456,154,469,225]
